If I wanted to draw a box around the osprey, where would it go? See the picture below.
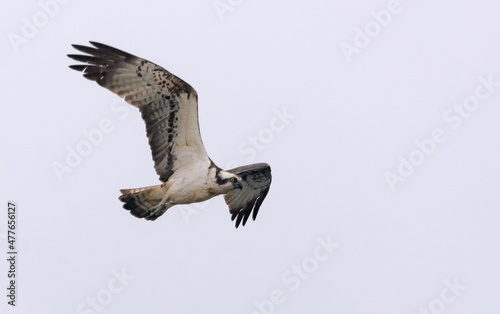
[68,42,272,228]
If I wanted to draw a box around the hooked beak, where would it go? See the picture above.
[234,181,243,190]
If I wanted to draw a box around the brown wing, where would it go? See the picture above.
[68,42,209,182]
[224,163,272,228]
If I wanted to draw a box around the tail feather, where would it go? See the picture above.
[118,184,170,221]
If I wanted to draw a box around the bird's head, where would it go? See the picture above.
[216,170,243,190]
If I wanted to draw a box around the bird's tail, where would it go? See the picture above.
[118,184,170,221]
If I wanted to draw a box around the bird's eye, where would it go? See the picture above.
[230,177,235,183]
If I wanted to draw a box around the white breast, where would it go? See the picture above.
[165,161,217,204]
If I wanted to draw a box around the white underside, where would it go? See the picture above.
[159,162,234,205]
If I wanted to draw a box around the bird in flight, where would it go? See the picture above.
[68,42,272,228]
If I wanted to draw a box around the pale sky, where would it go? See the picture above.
[1,0,500,313]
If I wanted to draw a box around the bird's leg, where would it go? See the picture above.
[146,203,169,221]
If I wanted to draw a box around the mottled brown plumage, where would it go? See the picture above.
[68,42,272,227]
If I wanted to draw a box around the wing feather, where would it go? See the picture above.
[68,42,209,182]
[224,163,272,228]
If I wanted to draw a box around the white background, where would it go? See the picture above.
[1,0,500,313]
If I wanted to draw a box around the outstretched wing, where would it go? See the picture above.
[68,42,209,182]
[224,163,272,228]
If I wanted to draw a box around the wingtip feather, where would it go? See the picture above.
[69,65,87,72]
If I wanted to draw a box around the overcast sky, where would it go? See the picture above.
[1,0,500,313]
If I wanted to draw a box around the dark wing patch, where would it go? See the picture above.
[68,42,207,182]
[224,163,272,228]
